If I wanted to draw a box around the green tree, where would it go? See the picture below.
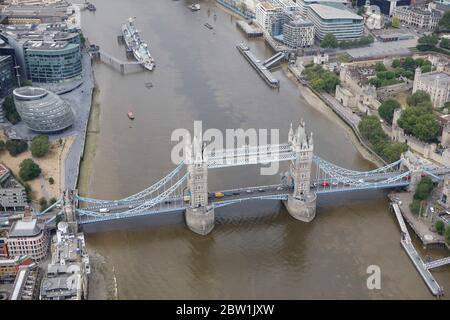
[410,199,423,215]
[320,33,338,48]
[30,135,50,157]
[6,139,28,156]
[417,35,439,51]
[391,16,400,28]
[441,38,450,49]
[357,6,366,16]
[49,197,57,205]
[23,183,32,202]
[79,31,86,47]
[392,59,401,68]
[435,220,445,235]
[445,226,450,244]
[378,99,400,124]
[375,62,387,72]
[414,176,434,200]
[406,90,431,107]
[19,158,41,181]
[20,79,32,87]
[48,177,54,185]
[240,2,247,13]
[439,11,450,31]
[39,197,48,211]
[3,96,20,124]
[0,140,5,151]
[381,142,408,163]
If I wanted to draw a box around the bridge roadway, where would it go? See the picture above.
[77,176,411,224]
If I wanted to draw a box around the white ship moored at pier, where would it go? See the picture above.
[121,17,155,71]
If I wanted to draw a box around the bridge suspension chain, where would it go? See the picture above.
[76,161,185,204]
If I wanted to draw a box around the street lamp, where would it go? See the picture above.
[13,65,21,87]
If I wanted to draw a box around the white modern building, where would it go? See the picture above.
[255,1,284,34]
[393,6,441,29]
[282,18,315,48]
[307,4,364,40]
[413,67,450,108]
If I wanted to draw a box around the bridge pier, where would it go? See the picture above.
[185,206,215,235]
[284,193,317,222]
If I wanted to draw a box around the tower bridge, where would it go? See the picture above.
[41,122,450,235]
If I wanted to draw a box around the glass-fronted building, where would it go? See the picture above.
[307,4,364,40]
[13,86,74,133]
[0,55,16,99]
[24,40,81,83]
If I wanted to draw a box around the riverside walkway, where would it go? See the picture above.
[392,203,444,296]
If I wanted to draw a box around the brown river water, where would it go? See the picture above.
[77,0,450,299]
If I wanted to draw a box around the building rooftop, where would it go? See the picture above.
[9,218,42,237]
[420,71,450,86]
[0,164,9,181]
[260,1,282,11]
[309,4,363,20]
[287,17,314,27]
[24,40,72,50]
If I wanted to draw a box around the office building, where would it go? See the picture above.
[0,55,17,99]
[307,4,364,40]
[24,40,81,83]
[393,6,441,29]
[0,164,27,213]
[282,18,315,48]
[6,210,49,261]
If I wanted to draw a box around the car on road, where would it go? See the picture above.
[233,192,240,196]
[99,208,110,213]
[320,181,330,187]
[276,186,283,191]
[246,189,253,193]
[258,188,265,192]
[183,195,191,202]
[128,205,134,209]
[215,192,225,198]
[332,181,338,186]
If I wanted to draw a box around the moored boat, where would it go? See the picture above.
[127,111,135,120]
[121,17,156,71]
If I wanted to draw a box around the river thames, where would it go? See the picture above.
[77,0,450,299]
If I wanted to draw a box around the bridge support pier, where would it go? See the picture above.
[284,193,317,222]
[185,206,215,235]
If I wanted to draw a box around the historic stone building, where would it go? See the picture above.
[412,67,450,108]
[393,6,441,29]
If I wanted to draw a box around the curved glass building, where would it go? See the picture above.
[13,87,74,133]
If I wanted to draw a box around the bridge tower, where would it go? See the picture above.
[283,122,317,222]
[185,134,215,235]
[400,151,423,192]
[63,189,78,234]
